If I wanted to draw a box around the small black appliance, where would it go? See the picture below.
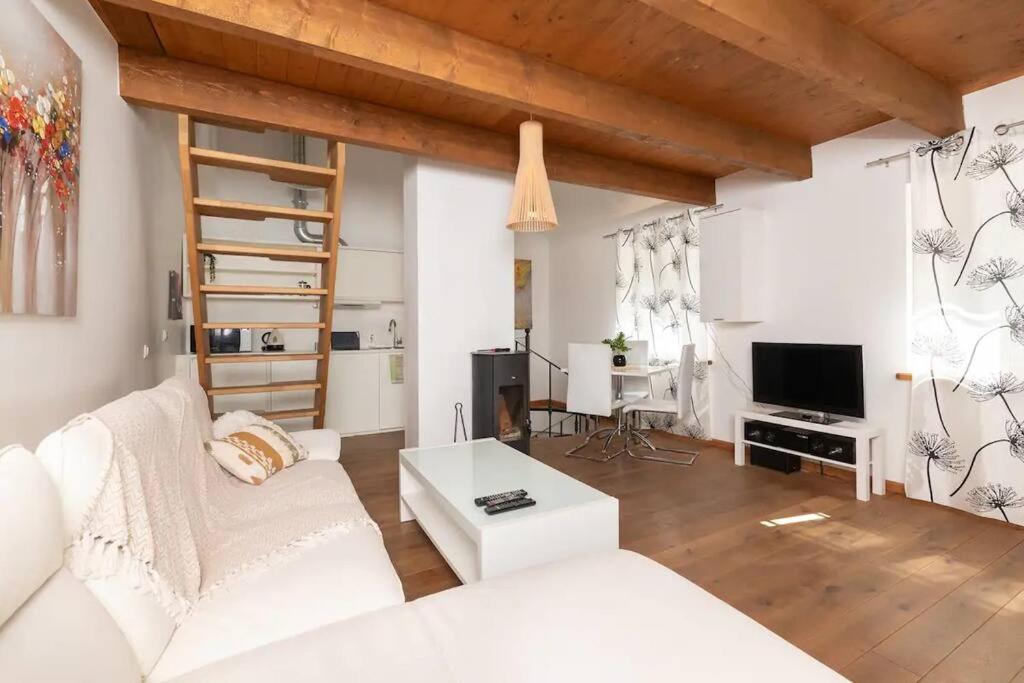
[750,445,801,474]
[190,325,250,354]
[331,331,360,351]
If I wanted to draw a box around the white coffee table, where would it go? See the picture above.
[399,438,619,583]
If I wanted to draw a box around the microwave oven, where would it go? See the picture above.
[190,326,253,354]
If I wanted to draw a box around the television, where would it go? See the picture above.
[752,342,865,419]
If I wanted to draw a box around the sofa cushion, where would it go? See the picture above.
[148,525,404,682]
[290,429,341,462]
[0,446,140,683]
[206,423,308,485]
[0,445,63,626]
[0,569,141,683]
[168,550,845,683]
[35,419,175,675]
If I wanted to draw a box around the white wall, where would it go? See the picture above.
[404,159,514,447]
[140,110,188,381]
[0,0,158,448]
[711,119,919,480]
[710,75,1024,484]
[542,184,689,402]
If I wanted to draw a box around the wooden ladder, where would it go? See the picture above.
[178,115,344,428]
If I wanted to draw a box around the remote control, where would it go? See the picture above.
[485,497,536,515]
[474,489,527,507]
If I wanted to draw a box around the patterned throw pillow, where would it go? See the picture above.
[205,422,308,485]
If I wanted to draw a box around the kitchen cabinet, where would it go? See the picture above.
[173,349,405,437]
[700,209,766,323]
[174,355,270,414]
[324,350,405,436]
[326,352,380,435]
[378,352,405,431]
[270,360,318,414]
[334,247,403,304]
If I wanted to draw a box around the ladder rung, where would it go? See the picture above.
[200,284,328,296]
[207,380,321,396]
[191,148,336,187]
[202,322,325,330]
[212,408,321,421]
[206,353,324,364]
[194,198,333,223]
[197,242,329,263]
[261,408,321,421]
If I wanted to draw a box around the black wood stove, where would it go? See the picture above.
[471,350,530,454]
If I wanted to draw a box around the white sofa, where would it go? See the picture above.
[0,386,404,682]
[0,385,845,682]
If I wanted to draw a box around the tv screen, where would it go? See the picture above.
[752,343,865,418]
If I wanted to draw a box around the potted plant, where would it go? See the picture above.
[602,332,631,367]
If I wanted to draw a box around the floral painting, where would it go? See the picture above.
[514,258,532,330]
[0,0,81,316]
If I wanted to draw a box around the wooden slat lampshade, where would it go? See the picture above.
[507,121,558,232]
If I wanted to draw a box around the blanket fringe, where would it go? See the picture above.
[69,533,193,623]
[199,517,380,601]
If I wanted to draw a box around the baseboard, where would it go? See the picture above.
[657,431,733,452]
[797,458,906,496]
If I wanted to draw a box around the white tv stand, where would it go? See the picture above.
[734,410,885,502]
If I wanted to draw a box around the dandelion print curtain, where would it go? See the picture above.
[614,211,710,438]
[908,127,1024,524]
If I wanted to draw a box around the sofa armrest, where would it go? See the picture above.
[289,429,341,462]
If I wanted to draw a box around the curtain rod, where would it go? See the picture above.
[600,204,727,239]
[865,120,1024,168]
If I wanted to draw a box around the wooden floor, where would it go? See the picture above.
[342,430,1024,683]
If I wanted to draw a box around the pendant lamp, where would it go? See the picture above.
[506,120,558,232]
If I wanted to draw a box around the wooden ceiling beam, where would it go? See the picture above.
[101,0,809,178]
[637,0,964,138]
[87,1,164,52]
[118,49,716,205]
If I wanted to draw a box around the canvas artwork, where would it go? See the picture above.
[0,0,82,316]
[514,258,532,330]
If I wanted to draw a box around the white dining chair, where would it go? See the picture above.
[622,343,700,466]
[622,339,652,403]
[565,343,634,462]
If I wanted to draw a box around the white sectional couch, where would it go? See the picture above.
[0,382,404,682]
[0,383,845,682]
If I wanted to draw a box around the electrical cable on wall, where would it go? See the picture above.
[704,323,753,399]
[704,324,778,412]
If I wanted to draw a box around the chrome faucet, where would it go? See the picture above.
[388,319,399,348]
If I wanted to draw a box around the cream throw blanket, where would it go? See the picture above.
[66,377,377,622]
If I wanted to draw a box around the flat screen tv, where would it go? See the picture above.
[752,343,865,418]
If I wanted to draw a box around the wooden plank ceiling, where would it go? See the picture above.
[89,0,1024,204]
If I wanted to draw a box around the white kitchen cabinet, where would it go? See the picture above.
[174,355,271,414]
[326,352,381,435]
[699,208,766,323]
[270,360,318,413]
[378,352,405,431]
[334,247,403,304]
[174,350,404,437]
[321,350,405,436]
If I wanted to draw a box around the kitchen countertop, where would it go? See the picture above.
[178,348,405,359]
[330,348,405,355]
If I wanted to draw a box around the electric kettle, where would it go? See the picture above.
[261,329,285,352]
